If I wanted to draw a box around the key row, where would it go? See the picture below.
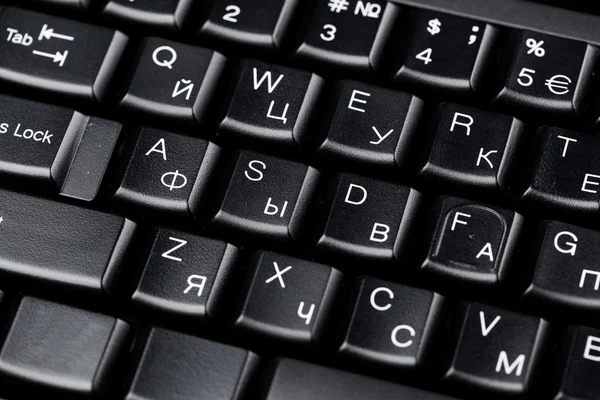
[0,284,597,398]
[0,6,596,121]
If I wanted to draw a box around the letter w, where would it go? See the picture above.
[253,68,284,93]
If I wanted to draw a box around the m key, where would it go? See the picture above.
[0,7,128,107]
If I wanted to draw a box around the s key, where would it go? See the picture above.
[0,7,128,107]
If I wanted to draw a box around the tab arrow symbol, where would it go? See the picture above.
[38,24,75,42]
[32,50,69,67]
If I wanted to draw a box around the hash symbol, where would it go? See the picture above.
[328,0,350,13]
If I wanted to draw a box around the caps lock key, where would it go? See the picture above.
[0,7,128,107]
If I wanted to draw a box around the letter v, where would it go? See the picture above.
[479,311,501,337]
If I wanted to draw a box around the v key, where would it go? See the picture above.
[479,311,501,337]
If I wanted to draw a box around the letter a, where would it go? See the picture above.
[145,138,167,161]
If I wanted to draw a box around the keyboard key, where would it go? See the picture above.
[119,37,226,126]
[234,251,342,347]
[0,94,79,189]
[25,0,93,11]
[316,173,420,263]
[554,326,600,400]
[338,277,446,373]
[294,0,396,74]
[131,229,240,322]
[521,126,600,215]
[419,103,524,193]
[393,11,498,96]
[495,31,598,118]
[127,327,259,400]
[219,60,324,150]
[444,303,549,396]
[264,358,460,400]
[101,0,195,32]
[197,0,300,54]
[0,189,135,296]
[211,151,319,244]
[0,297,131,398]
[422,197,522,288]
[318,80,424,170]
[113,128,222,219]
[59,116,122,201]
[0,7,127,107]
[525,221,600,313]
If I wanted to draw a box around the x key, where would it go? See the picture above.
[265,262,292,288]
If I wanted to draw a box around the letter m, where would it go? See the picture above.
[495,351,526,376]
[253,68,284,93]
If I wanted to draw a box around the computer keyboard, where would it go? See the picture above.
[0,0,597,399]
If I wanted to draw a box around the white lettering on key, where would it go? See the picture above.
[348,90,370,112]
[451,212,471,231]
[354,1,382,18]
[580,269,600,290]
[584,336,600,362]
[266,101,289,124]
[554,231,578,256]
[161,237,188,262]
[265,262,292,288]
[370,127,394,145]
[12,124,53,144]
[496,352,526,376]
[32,49,68,67]
[6,28,33,46]
[145,138,167,160]
[557,135,577,157]
[370,223,390,243]
[161,170,187,191]
[264,198,289,218]
[450,112,474,136]
[391,325,416,348]
[183,275,207,297]
[476,148,497,169]
[476,242,494,261]
[172,79,194,101]
[370,287,393,311]
[297,302,316,325]
[581,174,600,193]
[245,160,266,182]
[38,24,74,42]
[253,68,284,93]
[345,184,367,205]
[479,311,501,337]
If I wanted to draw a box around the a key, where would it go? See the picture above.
[524,221,600,314]
[264,358,460,400]
[0,297,131,398]
[0,189,135,297]
[0,7,127,107]
[131,229,240,322]
[126,327,259,400]
[521,126,600,215]
[233,251,342,348]
[197,0,300,54]
[294,0,396,74]
[101,0,195,32]
[393,11,498,96]
[444,303,549,396]
[59,116,122,201]
[421,197,522,289]
[553,326,600,400]
[211,150,319,244]
[0,94,80,189]
[24,0,94,12]
[118,37,226,126]
[338,277,446,374]
[113,128,222,219]
[495,31,599,119]
[419,103,524,194]
[315,173,421,264]
[219,60,324,150]
[318,80,424,171]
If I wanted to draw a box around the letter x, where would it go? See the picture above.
[265,262,292,288]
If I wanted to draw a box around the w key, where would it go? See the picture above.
[0,7,128,107]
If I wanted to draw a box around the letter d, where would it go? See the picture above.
[345,184,367,205]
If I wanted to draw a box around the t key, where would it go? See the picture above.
[495,31,599,119]
[0,7,128,107]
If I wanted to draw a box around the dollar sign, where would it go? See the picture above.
[427,19,442,35]
[161,170,188,191]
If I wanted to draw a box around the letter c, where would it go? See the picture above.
[370,287,393,311]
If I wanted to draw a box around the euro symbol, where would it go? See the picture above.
[161,170,188,191]
[152,46,177,69]
[545,74,571,96]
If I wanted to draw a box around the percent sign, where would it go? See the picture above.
[526,38,545,57]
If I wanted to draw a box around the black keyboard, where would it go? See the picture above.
[0,0,598,399]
